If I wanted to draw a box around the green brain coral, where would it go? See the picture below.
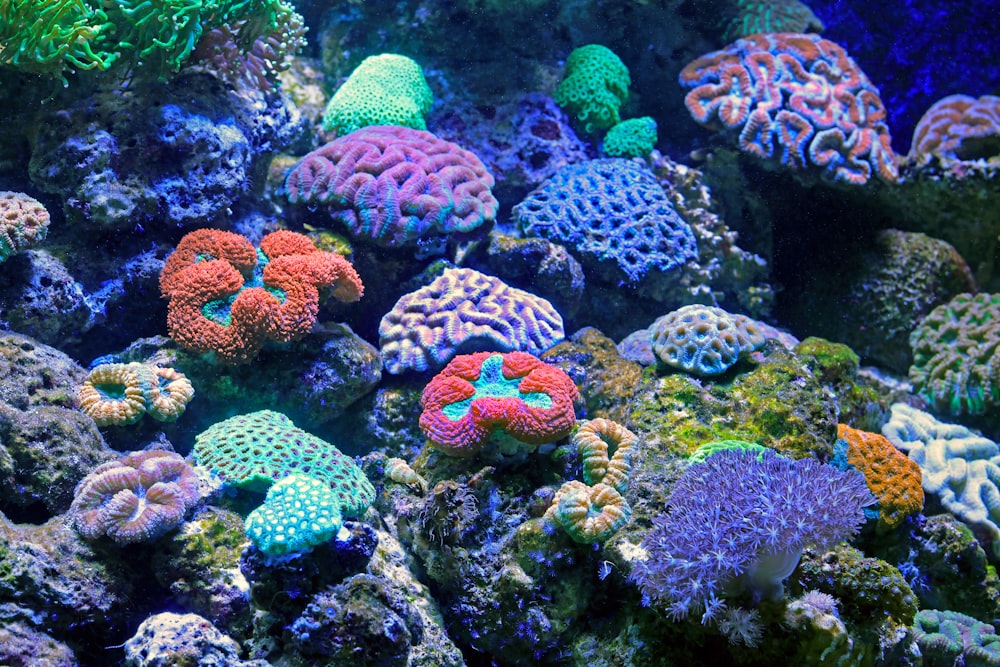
[554,44,630,134]
[193,409,374,517]
[322,53,434,136]
[909,292,1000,419]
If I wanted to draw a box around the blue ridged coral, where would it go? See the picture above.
[514,159,698,283]
[631,448,874,620]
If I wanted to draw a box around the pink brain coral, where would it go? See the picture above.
[284,125,499,247]
[679,33,898,185]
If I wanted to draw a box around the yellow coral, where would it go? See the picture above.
[78,362,194,426]
[575,417,637,493]
[78,363,152,426]
[146,366,195,422]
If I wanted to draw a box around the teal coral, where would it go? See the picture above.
[912,609,1000,667]
[882,402,1000,556]
[244,474,344,559]
[554,44,630,134]
[909,292,1000,419]
[322,53,433,135]
[193,409,374,516]
[602,117,657,158]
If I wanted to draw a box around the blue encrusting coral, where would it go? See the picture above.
[0,0,998,665]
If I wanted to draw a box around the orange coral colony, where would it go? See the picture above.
[837,423,924,531]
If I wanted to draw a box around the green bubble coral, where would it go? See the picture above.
[322,53,434,136]
[554,44,630,134]
[602,117,658,158]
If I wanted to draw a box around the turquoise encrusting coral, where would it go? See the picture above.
[1,0,999,664]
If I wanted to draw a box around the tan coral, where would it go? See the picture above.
[146,366,195,422]
[544,480,631,544]
[575,417,638,493]
[78,363,153,427]
[0,191,49,262]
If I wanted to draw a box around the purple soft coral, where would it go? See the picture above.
[631,448,874,620]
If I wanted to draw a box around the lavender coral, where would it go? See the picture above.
[378,267,565,374]
[631,448,873,620]
[679,32,898,185]
[69,451,201,545]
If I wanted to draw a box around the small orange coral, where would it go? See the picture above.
[575,418,637,493]
[78,362,194,426]
[160,229,363,364]
[837,423,924,531]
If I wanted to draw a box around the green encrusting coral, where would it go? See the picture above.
[321,53,433,136]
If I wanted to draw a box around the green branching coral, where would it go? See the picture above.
[0,0,304,82]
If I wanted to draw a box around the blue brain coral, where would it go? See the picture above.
[513,159,698,283]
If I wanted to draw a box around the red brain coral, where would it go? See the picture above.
[160,229,363,364]
[419,351,581,457]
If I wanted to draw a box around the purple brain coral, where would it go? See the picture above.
[378,267,565,374]
[283,125,498,248]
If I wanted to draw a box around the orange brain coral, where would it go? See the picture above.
[838,423,924,530]
[160,229,363,364]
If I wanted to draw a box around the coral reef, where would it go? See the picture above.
[193,410,374,515]
[379,266,565,374]
[908,292,1000,426]
[0,191,48,262]
[882,403,1000,556]
[631,447,873,619]
[649,304,766,376]
[322,53,434,135]
[908,94,1000,165]
[833,424,924,531]
[680,32,898,185]
[69,450,201,545]
[554,44,630,134]
[78,362,194,427]
[911,609,1000,667]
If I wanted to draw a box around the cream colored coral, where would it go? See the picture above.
[146,366,195,422]
[78,363,152,426]
[78,362,194,426]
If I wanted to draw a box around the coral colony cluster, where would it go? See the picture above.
[1,0,1000,665]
